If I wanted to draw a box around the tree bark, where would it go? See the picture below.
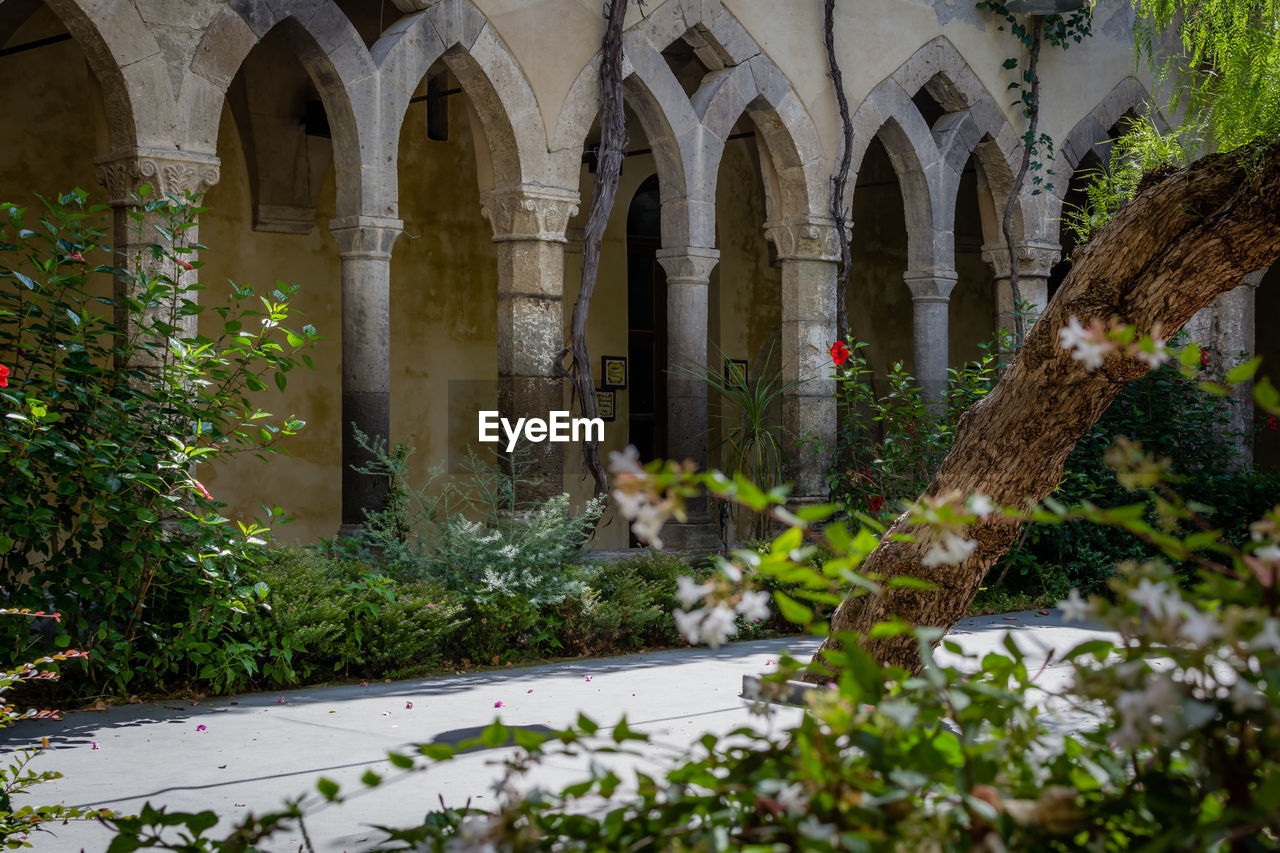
[805,143,1280,679]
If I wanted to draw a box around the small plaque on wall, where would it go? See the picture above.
[601,355,628,389]
[724,358,748,389]
[596,390,616,421]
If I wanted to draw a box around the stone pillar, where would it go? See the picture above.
[480,186,579,503]
[329,215,403,537]
[902,269,958,403]
[1185,271,1262,464]
[95,148,222,354]
[765,218,841,506]
[655,246,722,551]
[980,241,1060,352]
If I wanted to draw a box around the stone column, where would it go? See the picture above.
[765,218,841,506]
[329,215,403,537]
[480,186,579,503]
[980,241,1060,351]
[902,269,958,403]
[95,148,222,353]
[1185,270,1262,464]
[655,246,722,551]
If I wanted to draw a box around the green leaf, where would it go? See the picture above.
[1226,355,1262,383]
[481,720,509,747]
[387,751,414,769]
[774,591,813,626]
[316,777,340,800]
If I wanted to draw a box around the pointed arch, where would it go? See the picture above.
[188,1,375,218]
[372,0,552,202]
[40,0,154,150]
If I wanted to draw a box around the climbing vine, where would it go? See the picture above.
[976,0,1093,343]
[823,0,854,342]
[558,0,630,498]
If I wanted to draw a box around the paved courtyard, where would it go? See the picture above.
[1,610,1114,852]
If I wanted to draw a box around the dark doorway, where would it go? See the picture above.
[626,175,667,464]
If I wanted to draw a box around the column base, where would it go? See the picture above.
[660,521,723,553]
[336,523,367,540]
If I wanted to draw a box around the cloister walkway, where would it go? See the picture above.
[2,610,1113,852]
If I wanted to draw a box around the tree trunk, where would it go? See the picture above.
[806,143,1280,679]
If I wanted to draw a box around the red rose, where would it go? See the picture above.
[1200,349,1210,368]
[830,341,850,366]
[0,363,8,387]
[868,494,884,512]
[1269,417,1278,432]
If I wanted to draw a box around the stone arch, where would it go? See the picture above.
[1057,76,1164,178]
[372,1,552,203]
[187,2,375,218]
[37,0,158,151]
[848,78,946,270]
[692,55,826,225]
[551,26,706,247]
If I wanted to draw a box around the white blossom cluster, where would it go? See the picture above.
[608,446,676,548]
[1068,573,1279,752]
[672,570,772,648]
[1057,315,1170,371]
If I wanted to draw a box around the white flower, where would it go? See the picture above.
[1058,315,1110,370]
[699,605,740,648]
[798,816,838,844]
[1255,543,1280,562]
[775,782,808,817]
[675,575,713,609]
[721,562,743,583]
[1251,618,1280,653]
[967,494,995,518]
[736,590,771,623]
[1058,588,1092,623]
[612,489,644,519]
[1230,678,1266,712]
[607,445,644,477]
[921,532,978,567]
[1127,578,1179,620]
[1133,336,1169,368]
[499,543,518,560]
[1178,611,1219,646]
[630,502,668,549]
[673,608,703,644]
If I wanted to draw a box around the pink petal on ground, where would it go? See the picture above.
[277,696,285,704]
[196,725,207,732]
[584,675,593,682]
[493,700,503,708]
[91,742,100,750]
[360,682,369,688]
[405,702,413,709]
[765,659,776,665]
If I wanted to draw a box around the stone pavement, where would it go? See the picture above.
[0,610,1115,852]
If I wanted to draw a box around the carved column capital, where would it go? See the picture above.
[903,269,959,303]
[480,185,580,243]
[655,246,720,283]
[95,148,221,205]
[980,241,1061,280]
[763,217,847,262]
[329,215,404,259]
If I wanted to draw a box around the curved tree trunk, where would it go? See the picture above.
[806,144,1280,679]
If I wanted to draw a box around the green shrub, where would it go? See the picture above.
[250,548,462,683]
[0,191,316,697]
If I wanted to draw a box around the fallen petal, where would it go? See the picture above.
[405,701,414,709]
[196,725,207,732]
[494,700,503,708]
[91,742,100,750]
